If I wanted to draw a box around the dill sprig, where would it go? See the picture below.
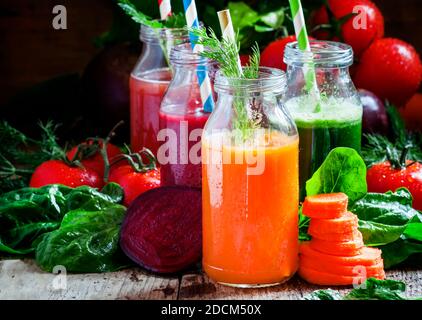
[117,0,186,28]
[189,27,262,138]
[362,102,422,167]
[189,27,260,79]
[0,121,64,193]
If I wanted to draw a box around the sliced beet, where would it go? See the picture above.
[120,186,202,273]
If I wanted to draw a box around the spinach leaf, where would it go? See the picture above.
[304,289,342,300]
[379,238,422,269]
[35,205,130,273]
[0,183,123,254]
[229,2,260,30]
[404,223,422,242]
[298,209,311,241]
[227,1,287,50]
[305,147,367,202]
[350,189,421,225]
[305,278,410,300]
[345,278,407,300]
[350,188,422,267]
[358,220,406,246]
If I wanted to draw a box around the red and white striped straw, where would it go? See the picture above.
[158,0,172,20]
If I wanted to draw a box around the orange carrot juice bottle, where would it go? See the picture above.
[202,67,299,287]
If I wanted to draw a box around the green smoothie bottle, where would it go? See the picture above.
[283,41,363,199]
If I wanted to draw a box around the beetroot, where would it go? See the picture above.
[120,186,202,273]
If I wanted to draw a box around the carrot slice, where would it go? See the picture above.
[298,266,385,285]
[310,237,364,256]
[299,242,382,266]
[308,211,358,234]
[298,266,356,285]
[302,193,348,219]
[300,255,385,277]
[309,229,362,242]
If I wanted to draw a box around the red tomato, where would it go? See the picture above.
[260,35,297,71]
[109,165,161,206]
[66,142,121,177]
[367,160,422,211]
[400,93,422,132]
[353,38,422,107]
[311,0,384,56]
[29,160,103,189]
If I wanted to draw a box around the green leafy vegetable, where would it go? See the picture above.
[379,238,422,269]
[305,147,367,202]
[351,189,421,225]
[350,188,422,268]
[117,0,186,29]
[0,183,123,255]
[305,278,412,300]
[358,220,406,246]
[35,204,130,273]
[227,2,287,50]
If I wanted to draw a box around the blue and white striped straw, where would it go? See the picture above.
[183,0,214,113]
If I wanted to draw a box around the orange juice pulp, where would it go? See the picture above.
[202,132,299,286]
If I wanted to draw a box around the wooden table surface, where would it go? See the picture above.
[1,259,421,300]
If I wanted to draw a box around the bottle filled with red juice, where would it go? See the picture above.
[130,24,189,156]
[158,43,217,188]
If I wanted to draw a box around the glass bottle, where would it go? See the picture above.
[158,43,217,188]
[202,67,299,287]
[284,40,363,199]
[130,24,189,156]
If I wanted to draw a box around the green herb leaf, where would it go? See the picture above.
[345,278,407,300]
[163,12,187,28]
[350,189,421,226]
[117,0,162,28]
[35,205,130,273]
[386,102,406,144]
[0,121,63,193]
[349,188,422,268]
[228,2,260,30]
[404,222,422,242]
[358,220,407,246]
[305,278,411,300]
[259,8,285,29]
[0,184,123,255]
[305,147,367,202]
[380,238,422,269]
[304,289,343,300]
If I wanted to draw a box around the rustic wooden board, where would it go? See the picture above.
[179,269,422,300]
[0,259,179,300]
[1,259,421,300]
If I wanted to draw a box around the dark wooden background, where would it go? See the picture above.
[0,0,421,106]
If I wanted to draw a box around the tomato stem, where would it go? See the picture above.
[106,147,157,182]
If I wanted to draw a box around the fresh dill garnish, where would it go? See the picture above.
[362,102,422,167]
[117,0,186,29]
[189,27,262,138]
[189,27,260,80]
[0,121,64,193]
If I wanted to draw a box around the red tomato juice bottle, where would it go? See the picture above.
[158,43,217,188]
[130,24,189,155]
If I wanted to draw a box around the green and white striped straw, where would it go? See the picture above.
[289,0,321,111]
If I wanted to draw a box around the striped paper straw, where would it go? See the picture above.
[217,9,243,76]
[289,0,321,110]
[158,0,172,20]
[183,0,215,113]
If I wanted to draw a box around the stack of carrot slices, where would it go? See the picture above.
[299,193,385,286]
